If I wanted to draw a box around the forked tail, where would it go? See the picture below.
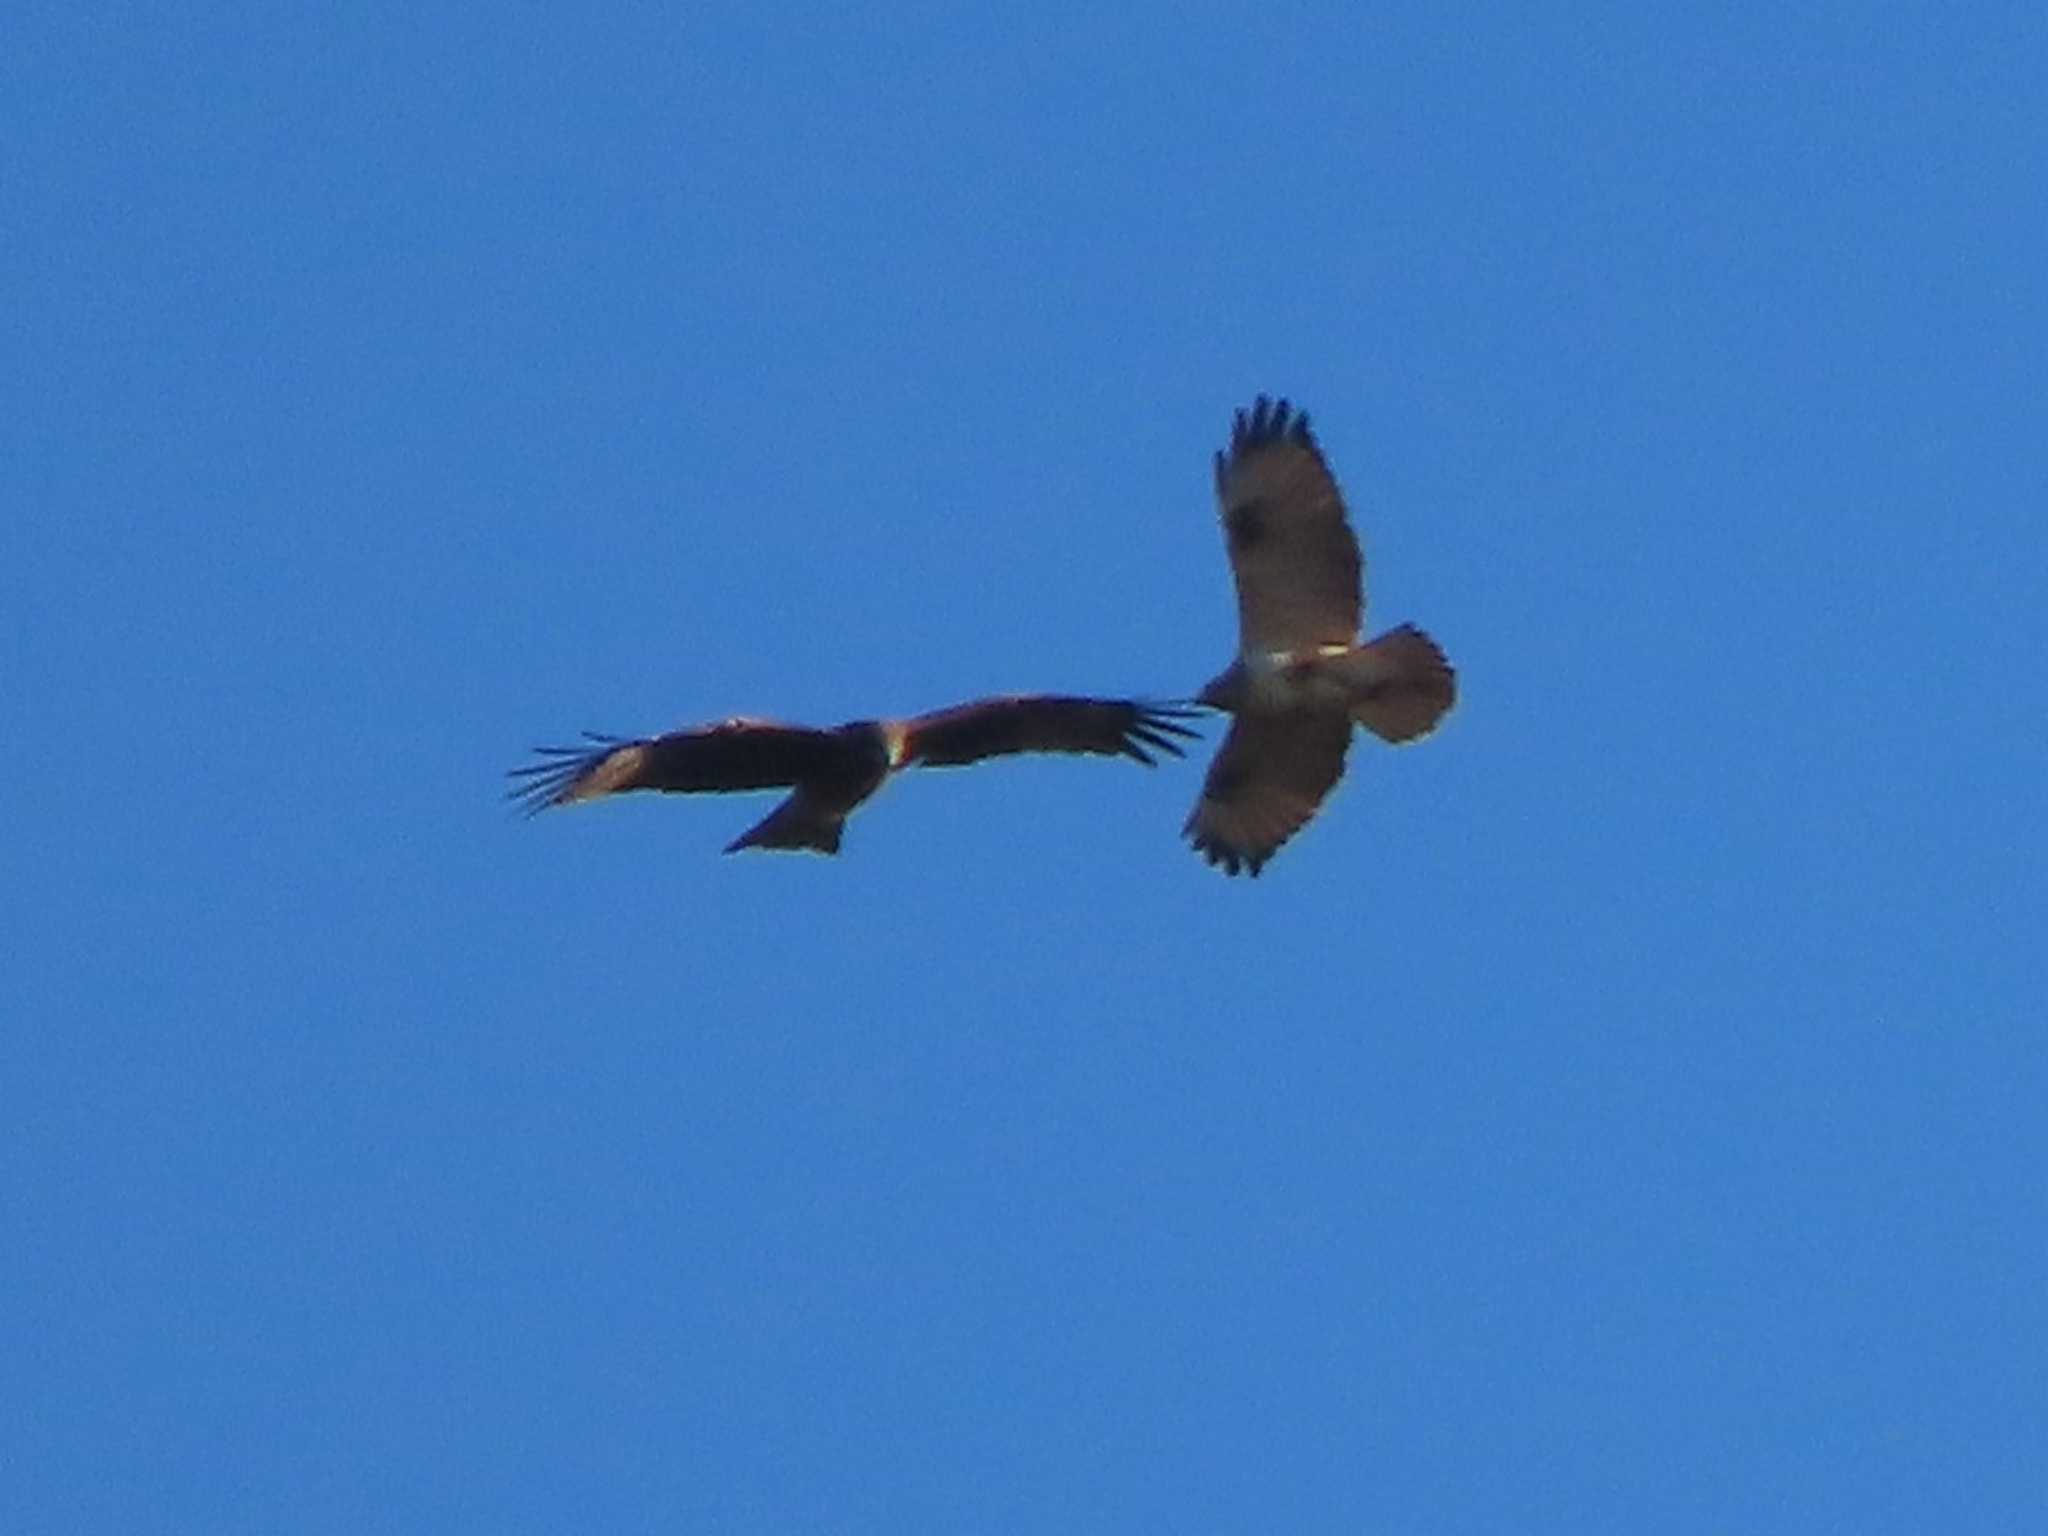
[723,793,846,855]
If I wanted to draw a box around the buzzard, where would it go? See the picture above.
[1184,397,1455,875]
[511,696,1197,855]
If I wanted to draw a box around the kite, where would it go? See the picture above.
[511,696,1197,855]
[1184,396,1455,875]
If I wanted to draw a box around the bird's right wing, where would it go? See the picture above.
[1183,710,1352,876]
[903,696,1202,769]
[507,719,848,814]
[1214,396,1363,653]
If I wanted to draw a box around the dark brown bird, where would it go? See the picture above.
[1184,397,1456,875]
[510,695,1198,855]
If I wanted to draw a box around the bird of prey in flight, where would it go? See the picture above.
[510,696,1197,855]
[1183,396,1455,876]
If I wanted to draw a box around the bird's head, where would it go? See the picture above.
[1195,662,1246,711]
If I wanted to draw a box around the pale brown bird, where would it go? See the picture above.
[1184,397,1455,876]
[511,696,1198,855]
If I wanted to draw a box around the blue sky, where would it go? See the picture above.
[7,3,2044,1530]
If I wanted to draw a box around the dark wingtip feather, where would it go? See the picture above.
[1121,700,1207,766]
[1125,731,1171,760]
[1226,395,1317,462]
[504,735,616,817]
[1187,831,1271,878]
[1126,727,1183,761]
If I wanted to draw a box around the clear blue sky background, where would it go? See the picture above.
[7,3,2043,1531]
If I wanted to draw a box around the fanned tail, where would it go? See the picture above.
[1345,625,1455,744]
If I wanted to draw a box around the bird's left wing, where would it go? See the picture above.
[507,719,848,814]
[904,696,1201,769]
[1183,710,1352,876]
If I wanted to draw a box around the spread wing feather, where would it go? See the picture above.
[1183,711,1352,877]
[1214,396,1363,652]
[507,720,858,815]
[904,697,1201,769]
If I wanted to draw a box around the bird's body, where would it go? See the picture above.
[512,696,1196,855]
[1183,397,1455,876]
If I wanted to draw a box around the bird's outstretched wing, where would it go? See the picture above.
[1183,710,1352,876]
[506,720,859,815]
[1214,396,1363,652]
[903,696,1202,769]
